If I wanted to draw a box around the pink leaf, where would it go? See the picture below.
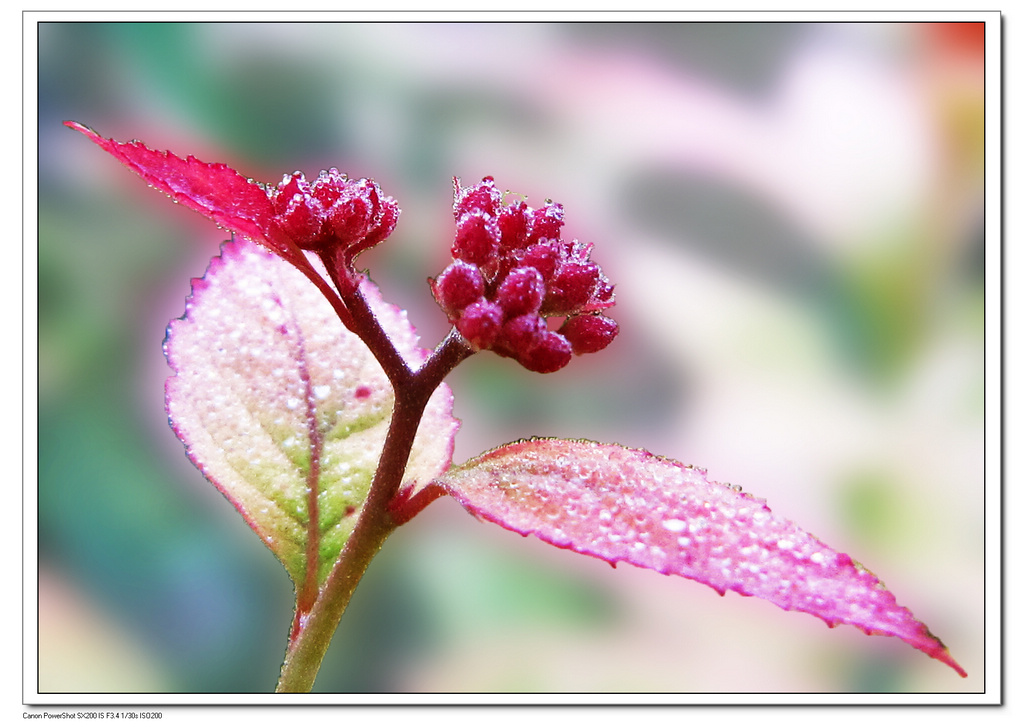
[65,121,279,251]
[165,237,459,591]
[436,438,966,677]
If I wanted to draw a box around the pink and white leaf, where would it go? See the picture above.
[165,238,459,589]
[436,438,965,677]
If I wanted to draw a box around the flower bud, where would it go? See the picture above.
[432,260,485,317]
[359,188,400,251]
[497,200,530,252]
[496,267,545,318]
[453,175,500,218]
[519,330,573,373]
[452,211,499,269]
[544,261,601,316]
[527,203,564,245]
[274,170,399,261]
[498,314,547,358]
[310,168,348,209]
[273,173,325,249]
[560,314,619,354]
[438,177,617,373]
[324,179,400,261]
[518,241,559,281]
[456,299,504,351]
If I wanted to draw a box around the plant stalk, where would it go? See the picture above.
[275,306,472,692]
[275,394,421,692]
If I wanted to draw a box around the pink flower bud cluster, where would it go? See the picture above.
[432,177,617,373]
[270,169,399,261]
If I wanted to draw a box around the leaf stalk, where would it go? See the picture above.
[275,268,472,692]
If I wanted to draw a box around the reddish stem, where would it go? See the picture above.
[318,249,414,386]
[293,327,324,638]
[388,482,449,526]
[275,257,472,692]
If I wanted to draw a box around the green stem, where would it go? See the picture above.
[274,315,472,692]
[275,393,421,692]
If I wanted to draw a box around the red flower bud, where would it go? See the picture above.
[321,177,400,261]
[432,260,485,317]
[359,186,400,251]
[560,314,619,354]
[273,173,326,249]
[453,175,500,218]
[456,299,504,351]
[498,314,547,357]
[497,200,530,252]
[438,177,617,372]
[544,261,601,316]
[310,168,349,208]
[272,168,399,262]
[518,330,573,373]
[496,267,545,318]
[527,203,564,245]
[452,211,499,269]
[518,241,559,281]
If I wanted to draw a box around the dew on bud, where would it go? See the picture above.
[527,203,564,246]
[453,175,500,218]
[452,211,499,268]
[436,177,617,373]
[456,299,504,350]
[496,267,545,318]
[517,330,572,373]
[560,314,618,355]
[433,260,486,317]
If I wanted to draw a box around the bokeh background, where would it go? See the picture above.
[36,20,986,695]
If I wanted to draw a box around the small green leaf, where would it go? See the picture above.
[165,238,458,589]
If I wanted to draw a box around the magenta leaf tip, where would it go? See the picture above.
[65,120,285,251]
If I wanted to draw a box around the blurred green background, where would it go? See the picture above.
[36,21,985,694]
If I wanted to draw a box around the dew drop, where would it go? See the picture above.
[661,518,687,532]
